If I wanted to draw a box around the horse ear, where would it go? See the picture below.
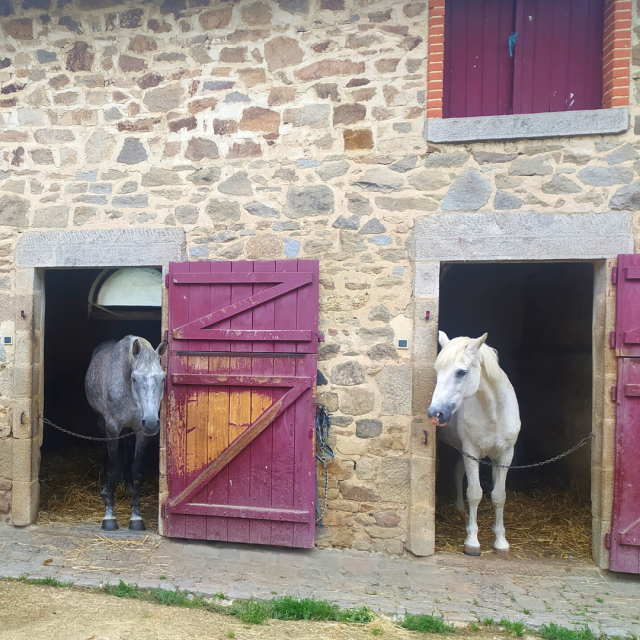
[438,331,450,349]
[467,333,488,353]
[156,340,168,357]
[132,339,141,358]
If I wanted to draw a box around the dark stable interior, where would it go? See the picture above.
[437,262,594,504]
[41,269,161,515]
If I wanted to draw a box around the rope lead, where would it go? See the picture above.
[315,404,333,526]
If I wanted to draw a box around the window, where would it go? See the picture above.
[442,0,605,118]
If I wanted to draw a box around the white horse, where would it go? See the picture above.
[429,332,521,557]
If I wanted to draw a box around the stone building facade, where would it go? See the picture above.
[0,0,638,567]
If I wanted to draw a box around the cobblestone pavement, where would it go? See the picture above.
[1,523,639,637]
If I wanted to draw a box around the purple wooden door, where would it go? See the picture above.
[444,0,604,118]
[443,0,516,118]
[163,260,319,549]
[611,357,640,573]
[613,254,640,358]
[512,0,604,114]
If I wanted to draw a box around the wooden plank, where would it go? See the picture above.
[169,382,310,510]
[497,0,515,115]
[512,0,524,113]
[294,260,318,548]
[174,329,313,341]
[584,0,604,111]
[227,261,254,544]
[466,0,484,117]
[185,260,210,540]
[172,374,312,387]
[530,0,553,113]
[173,503,310,523]
[165,261,189,538]
[270,260,299,547]
[482,0,499,116]
[206,260,232,542]
[173,275,311,337]
[250,260,275,545]
[567,0,588,110]
[611,357,640,573]
[443,0,454,117]
[173,272,312,285]
[448,0,469,117]
[549,0,571,112]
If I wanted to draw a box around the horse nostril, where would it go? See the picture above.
[436,412,444,421]
[141,419,146,427]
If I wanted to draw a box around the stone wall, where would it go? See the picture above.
[0,0,638,556]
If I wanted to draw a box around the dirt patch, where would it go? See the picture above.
[0,582,526,640]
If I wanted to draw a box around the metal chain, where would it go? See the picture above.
[40,417,136,442]
[449,433,595,469]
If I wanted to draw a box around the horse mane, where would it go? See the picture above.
[435,336,503,383]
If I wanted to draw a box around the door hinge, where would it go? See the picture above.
[605,532,611,549]
[165,274,169,288]
[612,267,618,284]
[610,331,616,349]
[610,385,617,402]
[317,331,325,343]
[161,501,167,519]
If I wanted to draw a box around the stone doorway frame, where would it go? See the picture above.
[406,212,634,569]
[11,229,186,526]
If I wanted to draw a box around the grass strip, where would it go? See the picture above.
[399,612,457,634]
[12,577,372,626]
[499,618,526,637]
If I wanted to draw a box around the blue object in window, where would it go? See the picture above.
[509,33,519,57]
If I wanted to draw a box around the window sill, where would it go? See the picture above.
[424,107,630,143]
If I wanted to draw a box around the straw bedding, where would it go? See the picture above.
[435,481,592,558]
[38,446,158,529]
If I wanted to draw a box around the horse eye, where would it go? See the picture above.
[456,369,467,378]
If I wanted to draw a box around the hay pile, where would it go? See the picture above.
[38,446,158,529]
[436,482,592,558]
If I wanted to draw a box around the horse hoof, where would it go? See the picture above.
[494,547,510,558]
[102,518,119,531]
[129,518,146,531]
[464,544,481,556]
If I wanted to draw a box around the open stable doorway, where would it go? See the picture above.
[39,269,162,527]
[436,262,594,557]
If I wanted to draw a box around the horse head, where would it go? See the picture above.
[427,331,489,426]
[130,337,168,436]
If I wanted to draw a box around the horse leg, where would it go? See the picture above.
[454,454,466,515]
[129,433,148,531]
[491,449,514,557]
[102,433,119,531]
[98,416,108,497]
[123,434,135,493]
[462,455,482,556]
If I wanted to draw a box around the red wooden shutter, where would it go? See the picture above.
[610,254,640,573]
[443,0,516,118]
[612,255,640,358]
[611,358,640,573]
[512,0,604,114]
[163,260,319,549]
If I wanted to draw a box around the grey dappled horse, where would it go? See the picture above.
[85,335,167,531]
